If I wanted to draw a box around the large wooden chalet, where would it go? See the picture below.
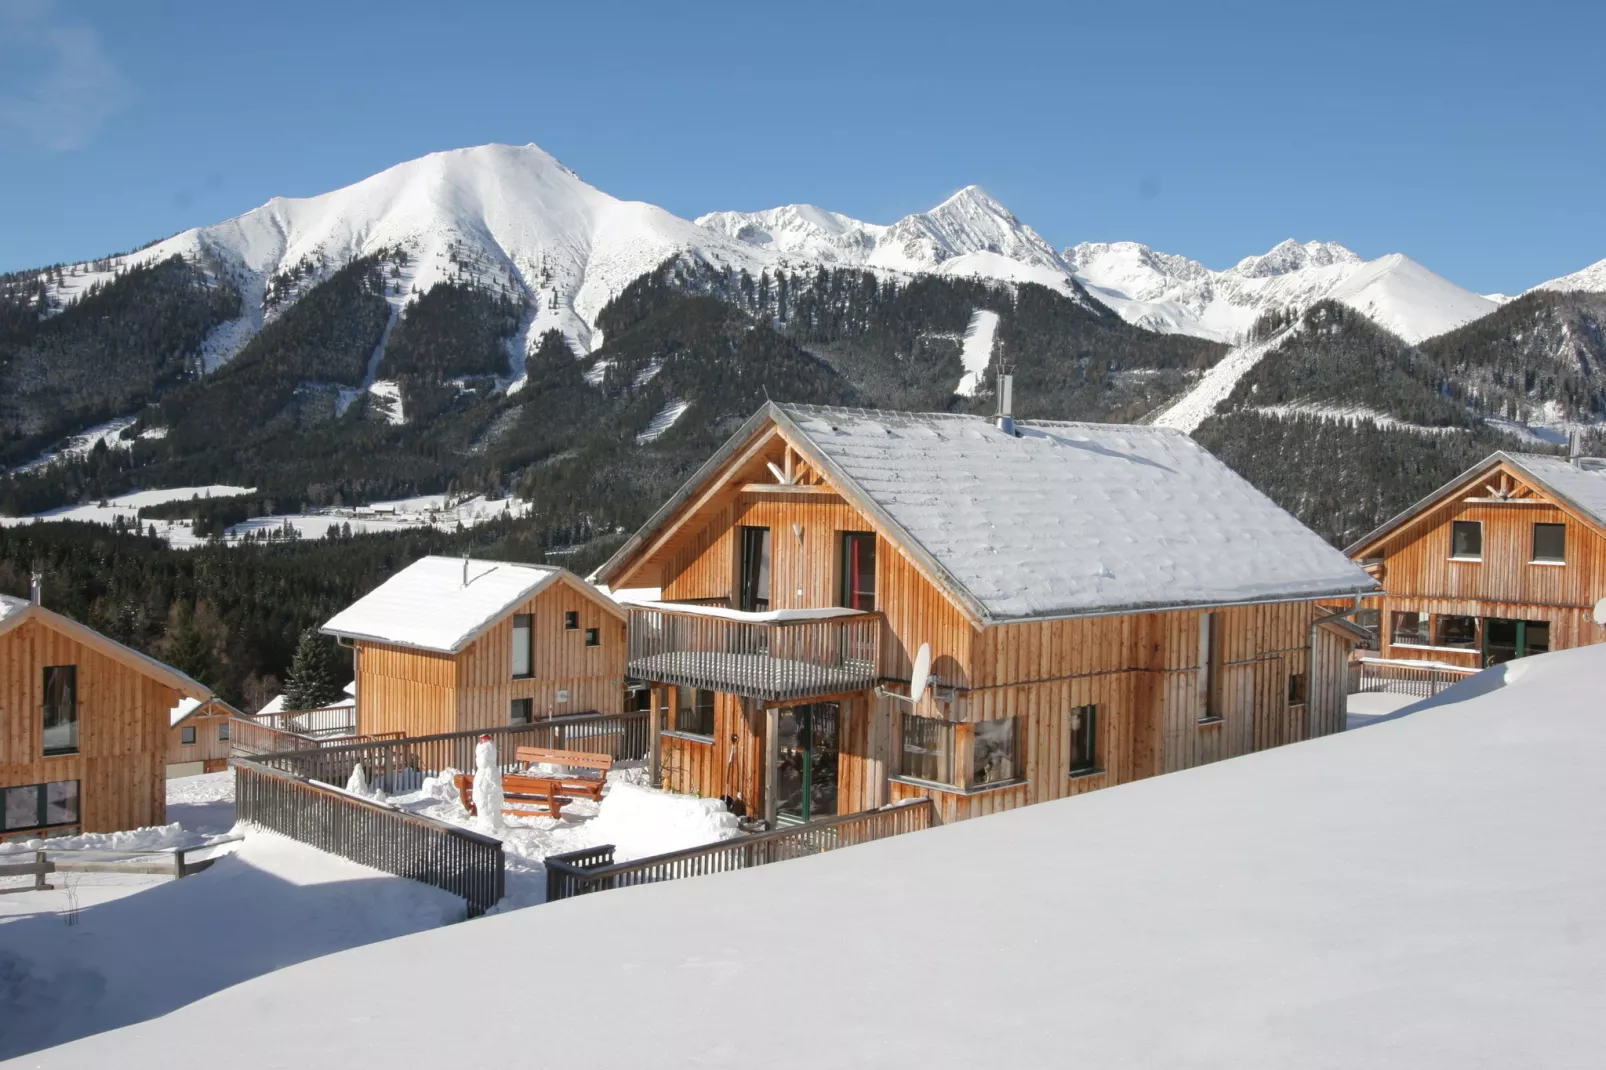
[2,590,209,839]
[322,556,629,737]
[1347,450,1606,668]
[593,402,1379,825]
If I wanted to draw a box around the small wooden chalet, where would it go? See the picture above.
[167,695,245,777]
[1347,450,1606,668]
[2,590,210,839]
[322,556,629,737]
[593,402,1379,825]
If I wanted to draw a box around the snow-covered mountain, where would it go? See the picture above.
[1533,257,1606,294]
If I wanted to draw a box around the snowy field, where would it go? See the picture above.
[0,488,527,548]
[1345,689,1422,729]
[22,643,1604,1069]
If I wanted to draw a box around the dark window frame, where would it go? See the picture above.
[898,714,956,786]
[1435,614,1478,650]
[972,717,1021,787]
[1450,520,1483,560]
[563,610,579,630]
[42,664,78,757]
[1391,611,1431,646]
[1287,673,1308,706]
[672,687,716,739]
[180,725,197,745]
[584,627,600,647]
[510,698,533,725]
[1069,704,1099,776]
[218,721,230,742]
[511,613,534,679]
[738,526,772,612]
[1532,522,1566,563]
[3,780,80,833]
[839,531,877,612]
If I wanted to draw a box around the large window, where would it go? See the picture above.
[1392,611,1430,646]
[840,532,876,612]
[1436,615,1478,650]
[900,714,955,784]
[42,665,77,756]
[1451,520,1483,560]
[973,718,1020,786]
[3,780,79,833]
[1200,612,1224,722]
[1068,704,1098,776]
[1533,523,1566,563]
[738,526,772,612]
[511,614,533,678]
[674,688,715,738]
[510,698,533,725]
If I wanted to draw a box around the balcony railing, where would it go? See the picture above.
[625,602,882,702]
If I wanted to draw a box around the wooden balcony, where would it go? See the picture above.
[625,603,882,703]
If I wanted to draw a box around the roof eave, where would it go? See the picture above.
[978,583,1381,627]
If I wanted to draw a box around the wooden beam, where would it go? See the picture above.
[738,483,840,496]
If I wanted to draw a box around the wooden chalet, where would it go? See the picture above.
[1347,450,1606,668]
[322,556,629,737]
[167,695,245,777]
[1,590,210,840]
[593,401,1379,826]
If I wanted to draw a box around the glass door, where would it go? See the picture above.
[1482,618,1550,666]
[738,526,771,612]
[774,703,840,824]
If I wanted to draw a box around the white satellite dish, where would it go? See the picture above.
[1594,597,1606,627]
[908,642,933,703]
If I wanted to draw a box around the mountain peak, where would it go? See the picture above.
[1232,239,1361,278]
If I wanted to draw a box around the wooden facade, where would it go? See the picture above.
[1,602,206,838]
[350,572,628,738]
[167,697,241,776]
[604,420,1364,826]
[1349,457,1606,668]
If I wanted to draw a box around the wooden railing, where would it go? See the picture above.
[228,718,403,758]
[249,711,650,792]
[1351,657,1478,699]
[246,702,358,739]
[545,798,935,902]
[625,605,881,702]
[0,836,244,892]
[233,759,504,916]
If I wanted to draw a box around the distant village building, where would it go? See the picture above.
[593,401,1378,825]
[167,695,244,777]
[322,557,629,738]
[1,591,209,839]
[1348,450,1606,668]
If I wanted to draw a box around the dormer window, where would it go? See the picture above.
[1450,521,1482,560]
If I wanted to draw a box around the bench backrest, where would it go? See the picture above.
[514,746,613,773]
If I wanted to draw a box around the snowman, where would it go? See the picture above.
[471,734,504,831]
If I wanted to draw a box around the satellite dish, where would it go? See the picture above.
[1594,597,1606,627]
[909,642,932,703]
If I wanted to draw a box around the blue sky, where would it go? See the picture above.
[1,0,1602,293]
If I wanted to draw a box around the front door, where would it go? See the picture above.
[774,703,839,824]
[1482,618,1550,666]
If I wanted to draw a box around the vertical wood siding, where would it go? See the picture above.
[1,619,175,834]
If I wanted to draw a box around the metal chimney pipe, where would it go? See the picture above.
[29,572,41,605]
[462,555,469,587]
[995,373,1016,436]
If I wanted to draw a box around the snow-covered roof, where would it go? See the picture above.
[0,593,27,626]
[170,697,202,728]
[322,556,618,654]
[1348,450,1606,555]
[764,405,1375,621]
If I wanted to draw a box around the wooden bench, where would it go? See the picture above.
[453,747,613,820]
[513,746,612,804]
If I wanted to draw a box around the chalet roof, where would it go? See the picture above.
[1346,451,1606,556]
[0,593,210,699]
[596,403,1378,623]
[321,556,622,654]
[169,695,245,728]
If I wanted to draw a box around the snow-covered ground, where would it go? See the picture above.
[1150,328,1296,432]
[955,308,999,396]
[164,771,236,835]
[6,416,141,475]
[0,488,526,547]
[1345,689,1421,729]
[29,642,1604,1069]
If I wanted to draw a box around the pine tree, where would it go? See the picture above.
[282,627,344,710]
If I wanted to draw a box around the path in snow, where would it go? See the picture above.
[956,309,1000,396]
[1151,327,1297,433]
[636,399,691,443]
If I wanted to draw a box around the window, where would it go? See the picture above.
[972,718,1020,786]
[584,627,600,647]
[900,714,955,784]
[1392,611,1430,646]
[1199,612,1224,721]
[181,725,197,745]
[218,721,230,742]
[42,665,77,756]
[738,526,772,612]
[1353,608,1381,650]
[511,614,533,678]
[3,780,79,833]
[674,688,715,738]
[1068,704,1098,775]
[1436,615,1478,650]
[1533,523,1566,563]
[563,610,579,630]
[840,532,876,612]
[1287,673,1308,706]
[1451,520,1483,559]
[510,698,533,725]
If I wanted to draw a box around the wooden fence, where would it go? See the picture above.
[234,759,504,915]
[545,798,935,902]
[249,711,649,792]
[0,836,244,893]
[1350,657,1478,699]
[248,702,358,738]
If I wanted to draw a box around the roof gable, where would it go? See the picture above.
[597,403,1378,623]
[0,594,210,699]
[322,556,623,654]
[1347,452,1606,558]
